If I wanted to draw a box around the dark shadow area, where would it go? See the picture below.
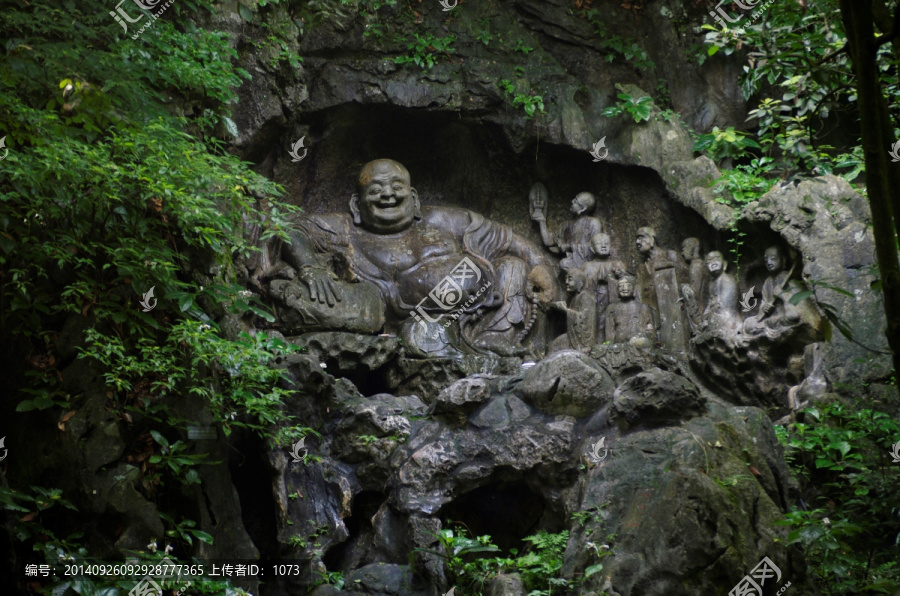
[323,490,388,571]
[439,480,546,554]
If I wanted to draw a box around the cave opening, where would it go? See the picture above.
[438,480,548,555]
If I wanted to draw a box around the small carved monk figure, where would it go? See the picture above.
[532,191,604,271]
[702,251,741,336]
[605,276,656,347]
[549,269,597,352]
[682,238,707,307]
[581,232,627,339]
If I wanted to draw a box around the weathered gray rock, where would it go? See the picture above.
[345,563,426,595]
[296,332,401,378]
[431,374,495,416]
[517,350,615,417]
[565,403,810,595]
[486,573,527,596]
[470,394,533,429]
[609,368,706,429]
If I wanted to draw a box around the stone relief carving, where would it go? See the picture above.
[272,159,559,359]
[742,245,820,340]
[699,250,742,340]
[605,276,656,347]
[531,186,604,272]
[635,227,689,352]
[252,162,828,415]
[548,268,597,353]
[581,232,628,342]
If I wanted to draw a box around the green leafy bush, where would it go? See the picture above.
[498,79,546,119]
[776,404,900,594]
[394,33,456,70]
[693,126,761,163]
[601,93,654,123]
[417,526,588,595]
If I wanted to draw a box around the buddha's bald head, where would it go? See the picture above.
[350,159,420,234]
[357,159,410,193]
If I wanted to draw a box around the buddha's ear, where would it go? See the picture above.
[411,187,422,220]
[350,193,362,226]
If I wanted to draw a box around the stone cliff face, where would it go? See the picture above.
[6,2,888,595]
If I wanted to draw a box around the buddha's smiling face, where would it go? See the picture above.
[352,160,419,234]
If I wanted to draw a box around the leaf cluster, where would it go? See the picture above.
[776,404,900,593]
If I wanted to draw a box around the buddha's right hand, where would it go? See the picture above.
[299,266,341,307]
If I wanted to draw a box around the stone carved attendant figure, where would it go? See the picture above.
[605,277,656,347]
[635,227,688,351]
[549,269,597,352]
[743,245,818,340]
[532,191,604,271]
[679,238,706,330]
[701,251,741,337]
[581,232,627,339]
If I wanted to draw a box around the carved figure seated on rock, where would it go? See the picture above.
[699,251,742,339]
[742,246,820,341]
[605,277,656,348]
[277,159,559,358]
[581,232,627,340]
[532,190,604,272]
[635,227,688,351]
[548,269,596,352]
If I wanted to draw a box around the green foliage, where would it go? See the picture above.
[498,79,546,119]
[693,126,761,163]
[159,512,215,546]
[514,39,535,55]
[516,530,572,595]
[699,0,880,177]
[314,570,346,589]
[581,11,655,71]
[776,403,900,594]
[0,3,317,590]
[601,93,654,123]
[416,526,585,596]
[79,323,320,444]
[148,430,212,486]
[394,33,456,70]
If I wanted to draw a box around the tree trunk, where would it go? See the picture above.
[839,0,900,377]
